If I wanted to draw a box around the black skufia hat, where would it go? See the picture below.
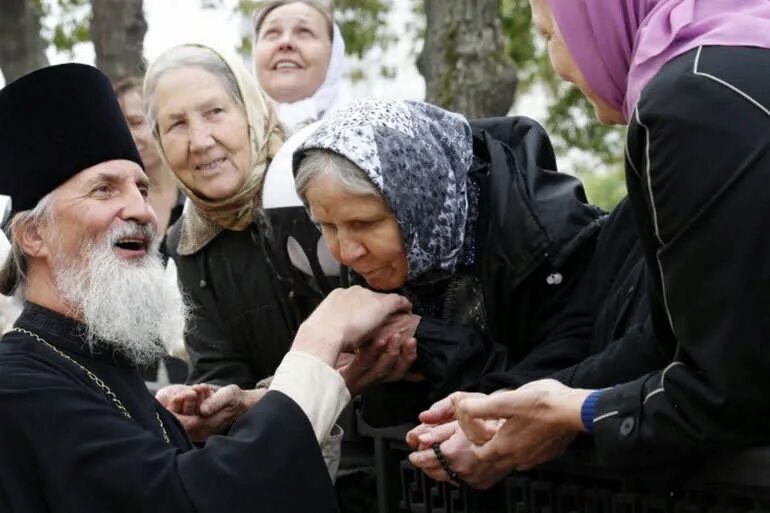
[0,63,143,212]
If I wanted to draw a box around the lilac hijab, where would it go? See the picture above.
[550,0,770,121]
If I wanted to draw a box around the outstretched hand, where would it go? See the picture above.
[406,420,508,489]
[453,379,590,471]
[156,383,266,442]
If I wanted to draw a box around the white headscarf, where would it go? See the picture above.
[270,23,346,135]
[261,121,341,278]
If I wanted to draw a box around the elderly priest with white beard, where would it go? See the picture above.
[0,63,410,513]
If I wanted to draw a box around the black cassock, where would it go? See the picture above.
[0,303,339,513]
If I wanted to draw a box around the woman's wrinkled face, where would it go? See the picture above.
[254,2,332,103]
[152,66,251,200]
[304,173,408,291]
[530,0,624,124]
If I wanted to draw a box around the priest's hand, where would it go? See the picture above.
[293,286,412,366]
[156,383,216,417]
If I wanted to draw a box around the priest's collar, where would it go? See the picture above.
[13,302,137,367]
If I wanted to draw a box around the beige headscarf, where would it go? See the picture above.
[146,44,284,255]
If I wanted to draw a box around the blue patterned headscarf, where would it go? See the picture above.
[295,98,474,281]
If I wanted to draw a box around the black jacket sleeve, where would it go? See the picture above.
[480,199,667,391]
[415,254,590,401]
[414,316,509,400]
[553,319,667,389]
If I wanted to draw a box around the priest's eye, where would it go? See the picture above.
[91,184,112,195]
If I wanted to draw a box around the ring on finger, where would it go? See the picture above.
[432,442,460,484]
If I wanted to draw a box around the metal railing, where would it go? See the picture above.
[359,419,770,513]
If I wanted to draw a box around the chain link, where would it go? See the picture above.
[10,327,170,445]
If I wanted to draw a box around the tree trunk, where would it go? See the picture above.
[417,0,518,118]
[0,0,49,83]
[90,0,147,82]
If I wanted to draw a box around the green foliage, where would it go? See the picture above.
[544,84,624,165]
[45,0,91,55]
[500,0,537,87]
[538,71,626,208]
[336,0,394,58]
[575,161,626,211]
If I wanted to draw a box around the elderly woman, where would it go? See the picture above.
[144,44,288,398]
[294,98,604,414]
[253,0,345,135]
[445,0,770,473]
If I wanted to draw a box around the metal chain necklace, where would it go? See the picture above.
[10,327,170,445]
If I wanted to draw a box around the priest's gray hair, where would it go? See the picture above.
[295,149,379,200]
[0,193,54,296]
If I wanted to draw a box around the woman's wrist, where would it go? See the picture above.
[547,386,594,432]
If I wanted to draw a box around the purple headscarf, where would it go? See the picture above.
[550,0,770,121]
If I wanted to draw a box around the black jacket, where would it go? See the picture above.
[167,223,296,388]
[480,197,667,392]
[594,46,770,465]
[408,116,605,401]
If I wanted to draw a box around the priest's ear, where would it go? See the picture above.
[10,196,56,259]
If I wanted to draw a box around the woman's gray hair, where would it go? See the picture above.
[0,193,55,295]
[143,45,245,132]
[295,149,380,200]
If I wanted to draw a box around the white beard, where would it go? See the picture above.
[53,222,188,366]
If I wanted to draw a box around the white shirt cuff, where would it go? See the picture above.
[269,350,351,443]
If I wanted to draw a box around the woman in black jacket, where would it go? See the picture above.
[144,44,292,398]
[294,98,604,414]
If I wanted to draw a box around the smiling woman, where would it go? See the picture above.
[152,66,251,201]
[254,1,332,104]
[252,0,344,135]
[143,44,296,389]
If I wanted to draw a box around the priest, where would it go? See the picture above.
[0,63,410,513]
